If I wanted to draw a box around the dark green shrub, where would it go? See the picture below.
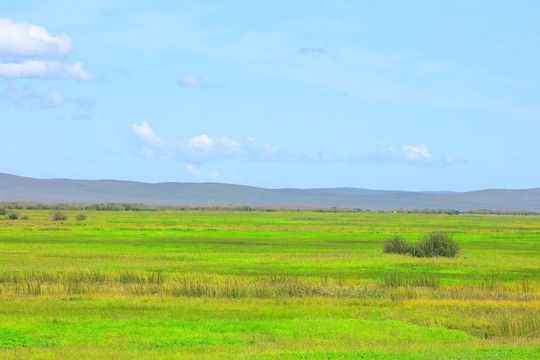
[49,210,68,221]
[0,208,6,216]
[6,211,19,220]
[406,243,417,257]
[415,232,461,258]
[383,235,409,254]
[76,213,87,221]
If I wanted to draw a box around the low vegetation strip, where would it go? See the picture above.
[0,210,538,359]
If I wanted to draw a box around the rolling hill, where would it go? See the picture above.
[1,172,540,211]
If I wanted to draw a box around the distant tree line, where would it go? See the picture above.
[0,202,537,216]
[393,208,539,216]
[0,202,260,212]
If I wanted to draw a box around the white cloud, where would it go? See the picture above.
[0,60,48,77]
[130,122,304,163]
[0,18,96,81]
[218,135,241,151]
[132,121,164,147]
[0,60,96,81]
[185,164,201,176]
[188,134,214,151]
[0,18,74,56]
[361,143,456,166]
[63,62,96,81]
[400,144,433,161]
[130,122,457,166]
[373,143,434,163]
[177,73,206,88]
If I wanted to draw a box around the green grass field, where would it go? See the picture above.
[0,210,538,359]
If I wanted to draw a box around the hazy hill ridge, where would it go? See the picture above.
[1,173,539,211]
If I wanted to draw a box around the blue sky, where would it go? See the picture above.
[1,1,539,191]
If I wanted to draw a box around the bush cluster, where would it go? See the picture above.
[382,235,409,254]
[383,232,461,258]
[6,211,19,220]
[49,210,68,221]
[416,232,461,257]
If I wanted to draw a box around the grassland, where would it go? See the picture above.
[0,210,538,359]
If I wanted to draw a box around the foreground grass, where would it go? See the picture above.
[0,297,538,359]
[0,210,538,358]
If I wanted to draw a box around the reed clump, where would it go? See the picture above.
[0,270,537,303]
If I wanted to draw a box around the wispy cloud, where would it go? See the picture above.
[111,66,131,77]
[0,18,97,81]
[0,81,97,117]
[177,73,208,88]
[207,170,221,181]
[197,32,536,115]
[0,82,63,107]
[299,44,327,55]
[176,73,224,88]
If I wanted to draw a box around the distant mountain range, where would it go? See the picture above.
[1,172,540,211]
